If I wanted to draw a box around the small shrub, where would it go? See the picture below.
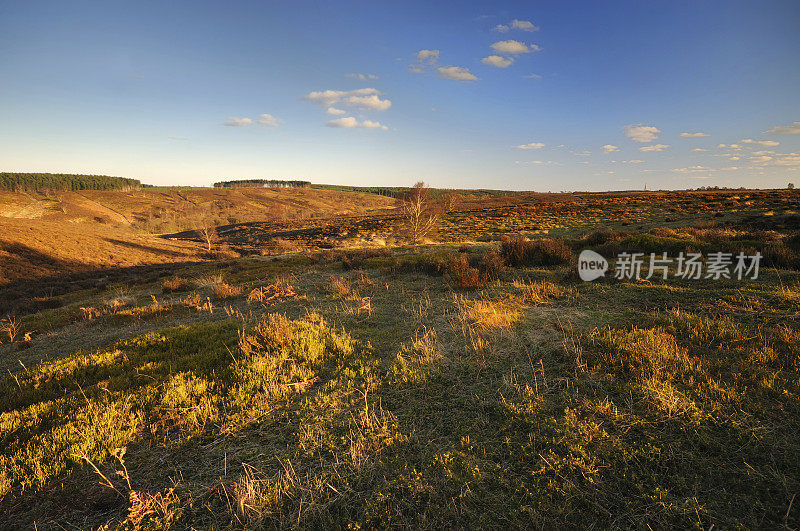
[162,276,191,293]
[445,254,485,289]
[212,282,243,299]
[501,236,573,267]
[479,249,506,281]
[326,276,352,298]
[762,243,800,269]
[578,229,622,247]
[245,313,294,352]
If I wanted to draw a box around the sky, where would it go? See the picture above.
[1,0,799,191]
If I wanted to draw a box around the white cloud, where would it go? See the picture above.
[740,138,780,147]
[602,144,619,153]
[347,94,392,110]
[516,142,545,150]
[257,113,279,126]
[622,159,644,164]
[749,155,773,163]
[638,144,669,152]
[326,117,388,130]
[680,132,709,138]
[437,66,479,81]
[481,55,514,68]
[718,143,743,150]
[495,19,539,32]
[224,117,253,127]
[515,160,560,165]
[305,88,391,110]
[623,124,661,142]
[571,150,591,157]
[491,40,539,54]
[326,107,346,115]
[346,73,378,80]
[764,121,800,135]
[692,148,709,152]
[672,166,710,173]
[416,49,440,64]
[766,154,800,167]
[511,19,538,31]
[410,50,441,74]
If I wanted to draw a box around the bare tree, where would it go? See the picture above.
[443,190,462,213]
[197,218,218,253]
[402,181,440,243]
[0,315,22,344]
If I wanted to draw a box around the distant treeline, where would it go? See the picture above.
[311,184,520,200]
[213,179,311,189]
[0,173,141,192]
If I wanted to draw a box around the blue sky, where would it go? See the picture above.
[1,1,799,190]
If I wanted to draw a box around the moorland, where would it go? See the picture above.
[0,178,798,529]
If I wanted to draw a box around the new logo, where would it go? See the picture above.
[578,250,608,281]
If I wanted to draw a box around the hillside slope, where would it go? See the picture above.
[0,187,397,284]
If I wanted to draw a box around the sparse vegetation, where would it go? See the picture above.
[2,186,800,528]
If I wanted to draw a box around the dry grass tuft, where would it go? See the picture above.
[162,276,192,293]
[212,282,243,299]
[513,279,565,304]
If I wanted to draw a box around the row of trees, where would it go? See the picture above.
[213,179,311,189]
[0,173,141,192]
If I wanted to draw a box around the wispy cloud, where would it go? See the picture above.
[740,138,780,147]
[494,19,539,32]
[224,114,280,127]
[410,49,440,73]
[326,107,346,116]
[602,144,619,153]
[638,144,669,152]
[257,113,280,126]
[491,40,539,54]
[224,117,253,127]
[680,132,709,138]
[305,88,391,110]
[672,165,711,173]
[481,55,514,68]
[624,124,661,142]
[516,142,545,150]
[416,49,440,63]
[764,121,800,135]
[523,73,542,79]
[346,73,378,80]
[437,66,479,81]
[326,117,388,130]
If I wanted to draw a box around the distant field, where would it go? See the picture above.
[0,188,798,528]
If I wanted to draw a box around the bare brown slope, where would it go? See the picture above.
[0,217,201,284]
[0,187,396,229]
[0,187,397,284]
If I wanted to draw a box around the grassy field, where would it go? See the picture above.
[1,188,799,528]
